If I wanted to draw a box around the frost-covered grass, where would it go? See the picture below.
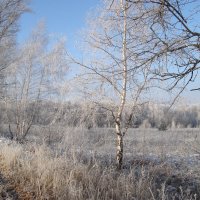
[69,128,200,166]
[0,128,200,199]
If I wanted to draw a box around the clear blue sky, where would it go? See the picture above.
[18,0,100,50]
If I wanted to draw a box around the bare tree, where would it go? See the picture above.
[0,0,28,98]
[0,0,27,40]
[69,0,153,169]
[6,23,69,141]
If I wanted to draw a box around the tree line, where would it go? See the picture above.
[1,100,199,129]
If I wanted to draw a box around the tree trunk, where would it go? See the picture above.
[116,122,123,169]
[115,0,128,170]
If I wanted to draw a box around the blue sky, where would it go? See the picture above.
[18,0,100,49]
[18,0,200,104]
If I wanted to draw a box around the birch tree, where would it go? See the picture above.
[69,0,153,169]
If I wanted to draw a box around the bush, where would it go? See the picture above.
[158,121,168,131]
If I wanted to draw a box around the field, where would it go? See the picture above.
[0,128,200,199]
